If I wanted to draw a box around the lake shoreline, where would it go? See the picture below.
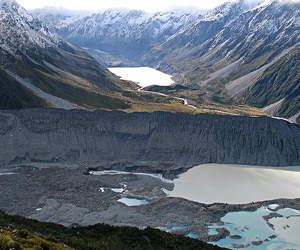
[1,163,300,247]
[170,164,300,204]
[108,66,174,88]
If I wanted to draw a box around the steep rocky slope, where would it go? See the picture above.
[0,0,132,110]
[242,44,300,122]
[142,0,252,73]
[0,67,50,109]
[143,0,300,121]
[1,109,299,171]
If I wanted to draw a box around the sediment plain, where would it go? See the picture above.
[1,108,300,245]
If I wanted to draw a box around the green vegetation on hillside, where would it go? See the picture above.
[0,210,225,250]
[0,68,51,110]
[0,228,70,250]
[143,84,266,117]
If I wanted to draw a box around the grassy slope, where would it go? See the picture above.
[143,84,266,117]
[0,67,51,109]
[0,210,225,250]
[141,4,300,120]
[1,44,265,115]
[10,46,133,110]
[152,43,300,119]
[0,34,271,116]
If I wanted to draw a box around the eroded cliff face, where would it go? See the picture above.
[0,109,300,170]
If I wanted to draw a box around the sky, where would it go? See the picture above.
[17,0,242,13]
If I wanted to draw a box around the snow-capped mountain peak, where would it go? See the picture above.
[0,0,19,6]
[0,0,68,54]
[33,7,206,62]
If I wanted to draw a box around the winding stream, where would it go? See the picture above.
[108,66,240,115]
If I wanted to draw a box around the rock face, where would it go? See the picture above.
[142,0,253,73]
[143,0,300,121]
[0,0,131,110]
[1,109,300,169]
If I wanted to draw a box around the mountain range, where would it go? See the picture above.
[32,8,206,67]
[0,0,217,114]
[0,0,135,110]
[144,0,300,122]
[34,0,300,122]
[1,1,300,247]
[1,0,300,122]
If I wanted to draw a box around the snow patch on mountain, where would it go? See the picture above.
[0,0,71,56]
[34,8,206,44]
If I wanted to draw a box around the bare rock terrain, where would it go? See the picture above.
[1,109,300,171]
[1,164,300,244]
[1,109,300,244]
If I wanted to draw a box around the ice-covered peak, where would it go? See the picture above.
[0,0,19,6]
[0,0,69,54]
[0,0,23,14]
[38,8,204,45]
[249,0,273,10]
[30,6,92,17]
[198,0,271,23]
[200,0,245,22]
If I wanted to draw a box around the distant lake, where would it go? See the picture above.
[170,164,300,204]
[108,67,174,88]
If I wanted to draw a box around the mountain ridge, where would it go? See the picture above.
[0,0,134,110]
[2,0,300,121]
[142,0,300,122]
[33,8,206,66]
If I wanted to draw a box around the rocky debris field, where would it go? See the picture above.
[1,163,300,244]
[1,108,300,246]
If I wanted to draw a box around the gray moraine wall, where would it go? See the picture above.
[0,109,300,175]
[1,108,300,245]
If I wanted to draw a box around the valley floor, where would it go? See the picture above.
[1,163,300,248]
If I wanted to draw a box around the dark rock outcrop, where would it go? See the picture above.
[0,109,300,169]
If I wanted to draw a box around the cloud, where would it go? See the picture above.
[16,0,300,13]
[30,5,93,15]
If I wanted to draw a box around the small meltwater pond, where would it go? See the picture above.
[208,205,300,249]
[91,165,300,248]
[99,185,149,206]
[117,197,149,206]
[156,223,198,238]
